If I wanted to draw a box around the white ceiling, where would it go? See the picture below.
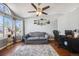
[6,3,79,19]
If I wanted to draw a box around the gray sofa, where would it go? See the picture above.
[22,32,49,44]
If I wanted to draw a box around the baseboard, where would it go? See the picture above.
[0,45,7,50]
[0,42,14,50]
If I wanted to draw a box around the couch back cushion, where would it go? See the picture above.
[29,32,46,37]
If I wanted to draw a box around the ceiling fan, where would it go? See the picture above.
[28,3,50,16]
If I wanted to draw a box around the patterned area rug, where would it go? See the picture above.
[12,44,59,56]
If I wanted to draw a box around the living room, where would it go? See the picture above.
[0,3,79,56]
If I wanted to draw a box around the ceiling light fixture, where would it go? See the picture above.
[36,11,42,16]
[28,3,50,16]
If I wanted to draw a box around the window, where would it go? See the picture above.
[4,16,13,37]
[15,20,23,36]
[0,16,3,38]
[0,3,13,38]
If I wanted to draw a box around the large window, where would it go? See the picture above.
[0,3,23,39]
[0,3,14,38]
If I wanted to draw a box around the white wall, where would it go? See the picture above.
[25,8,79,36]
[25,16,58,36]
[58,8,79,35]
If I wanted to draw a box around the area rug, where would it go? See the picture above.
[11,44,59,56]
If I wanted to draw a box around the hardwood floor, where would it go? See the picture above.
[0,42,24,56]
[0,40,77,56]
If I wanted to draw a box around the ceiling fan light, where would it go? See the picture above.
[36,11,39,15]
[38,12,42,16]
[36,11,42,16]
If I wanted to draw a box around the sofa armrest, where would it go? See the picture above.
[22,34,30,40]
[22,36,26,40]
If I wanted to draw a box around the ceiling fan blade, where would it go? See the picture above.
[42,12,48,15]
[31,3,37,10]
[42,6,50,11]
[28,11,36,13]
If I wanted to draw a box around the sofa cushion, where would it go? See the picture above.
[29,32,46,37]
[27,37,40,40]
[39,37,46,39]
